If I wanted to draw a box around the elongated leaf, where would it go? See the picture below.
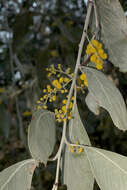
[63,102,94,190]
[83,67,127,131]
[28,109,56,165]
[0,159,36,190]
[85,147,127,190]
[93,0,127,72]
[85,92,100,115]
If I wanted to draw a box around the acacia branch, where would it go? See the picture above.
[52,2,93,189]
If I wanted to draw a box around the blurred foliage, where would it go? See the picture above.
[0,0,127,190]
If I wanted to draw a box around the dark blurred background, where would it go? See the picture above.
[0,0,127,189]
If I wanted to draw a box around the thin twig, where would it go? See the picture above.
[93,0,99,30]
[13,54,25,78]
[9,44,26,145]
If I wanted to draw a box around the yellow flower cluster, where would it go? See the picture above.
[52,77,70,92]
[36,64,75,123]
[69,141,84,154]
[86,39,107,70]
[36,85,57,110]
[76,73,88,93]
[36,63,88,123]
[54,96,74,123]
[79,73,88,87]
[46,64,74,78]
[45,64,74,96]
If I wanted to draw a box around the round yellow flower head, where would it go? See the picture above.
[61,90,65,94]
[98,48,104,56]
[62,99,67,104]
[43,89,47,93]
[91,39,99,47]
[80,74,86,81]
[59,77,64,83]
[100,53,107,60]
[52,80,62,89]
[96,63,103,70]
[52,96,56,101]
[62,106,67,113]
[90,54,97,63]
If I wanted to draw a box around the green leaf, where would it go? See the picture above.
[63,102,94,190]
[93,0,127,72]
[83,67,127,131]
[85,92,100,115]
[85,146,127,190]
[0,159,36,190]
[28,109,56,165]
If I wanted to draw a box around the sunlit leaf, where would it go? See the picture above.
[93,0,127,72]
[0,159,36,190]
[63,102,94,190]
[83,67,127,131]
[28,109,56,165]
[85,146,127,190]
